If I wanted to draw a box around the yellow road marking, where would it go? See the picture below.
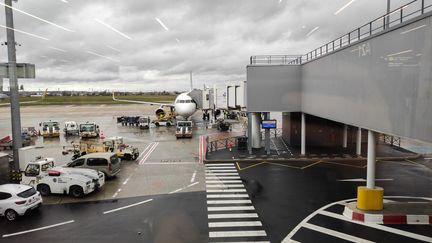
[236,161,266,171]
[300,160,322,169]
[266,162,303,170]
[320,161,366,169]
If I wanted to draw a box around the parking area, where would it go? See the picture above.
[236,158,432,242]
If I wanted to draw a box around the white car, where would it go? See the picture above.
[0,184,42,221]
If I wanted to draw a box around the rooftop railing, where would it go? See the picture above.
[250,0,432,65]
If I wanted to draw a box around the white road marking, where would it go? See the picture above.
[302,222,374,243]
[209,230,267,238]
[207,194,249,198]
[206,176,241,180]
[206,169,238,172]
[190,170,197,182]
[206,180,243,183]
[338,178,393,182]
[206,184,245,188]
[208,213,258,219]
[103,199,153,214]
[319,210,432,242]
[205,173,239,176]
[206,163,235,166]
[187,182,199,188]
[143,162,197,165]
[139,142,159,165]
[112,192,118,198]
[206,189,247,193]
[209,221,263,228]
[169,188,183,194]
[208,206,255,211]
[136,143,153,161]
[205,166,236,169]
[123,176,131,185]
[207,199,252,204]
[2,220,75,238]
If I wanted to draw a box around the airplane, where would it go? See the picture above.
[112,72,199,120]
[112,91,197,120]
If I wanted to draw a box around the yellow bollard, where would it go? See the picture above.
[357,186,384,210]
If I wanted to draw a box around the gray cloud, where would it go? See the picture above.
[0,0,415,91]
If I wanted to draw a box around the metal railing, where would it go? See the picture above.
[250,0,432,65]
[261,128,282,138]
[207,136,243,153]
[380,134,401,147]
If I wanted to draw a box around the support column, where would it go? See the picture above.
[301,113,306,156]
[357,130,384,210]
[264,113,270,155]
[248,112,262,152]
[342,124,348,148]
[356,127,362,156]
[247,112,252,155]
[366,130,376,189]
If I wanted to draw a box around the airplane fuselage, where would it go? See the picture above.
[173,92,197,119]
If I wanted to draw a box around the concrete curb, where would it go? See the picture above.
[343,202,432,225]
[204,154,421,164]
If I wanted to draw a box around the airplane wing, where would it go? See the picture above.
[0,89,47,107]
[112,92,174,108]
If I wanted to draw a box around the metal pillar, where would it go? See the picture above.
[356,127,362,156]
[250,112,262,149]
[247,112,252,155]
[366,130,376,189]
[264,113,270,155]
[386,0,391,29]
[301,113,306,155]
[342,124,348,148]
[5,0,22,171]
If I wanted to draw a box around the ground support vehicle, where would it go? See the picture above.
[103,137,139,160]
[39,120,61,138]
[176,121,193,138]
[138,116,151,129]
[79,122,100,138]
[20,158,103,198]
[0,184,42,221]
[153,117,175,127]
[64,121,79,136]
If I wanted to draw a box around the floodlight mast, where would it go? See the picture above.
[4,0,22,171]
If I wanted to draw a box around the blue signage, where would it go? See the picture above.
[261,120,277,129]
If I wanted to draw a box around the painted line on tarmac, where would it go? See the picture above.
[319,210,432,242]
[142,162,198,165]
[209,230,267,238]
[190,170,197,183]
[136,143,153,161]
[123,176,132,185]
[207,199,252,204]
[2,220,75,238]
[103,199,153,214]
[169,182,200,194]
[337,178,393,182]
[208,213,258,219]
[302,222,373,243]
[139,142,159,165]
[209,221,262,228]
[208,206,255,211]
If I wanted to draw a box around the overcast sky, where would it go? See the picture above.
[0,0,412,92]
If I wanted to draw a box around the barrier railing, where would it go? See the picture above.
[250,0,432,65]
[206,136,243,153]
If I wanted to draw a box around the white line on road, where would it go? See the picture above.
[187,182,199,188]
[209,221,262,228]
[205,173,239,176]
[209,230,267,238]
[208,213,258,219]
[207,199,252,204]
[206,169,238,172]
[169,188,183,194]
[206,180,243,184]
[2,220,75,238]
[206,176,241,180]
[208,206,255,211]
[123,176,131,185]
[137,143,153,161]
[143,162,198,165]
[112,192,118,198]
[207,194,249,198]
[206,189,247,193]
[206,163,235,166]
[302,222,373,243]
[319,210,432,242]
[205,166,236,169]
[139,142,159,165]
[206,184,245,188]
[191,170,197,183]
[338,178,393,182]
[103,199,153,214]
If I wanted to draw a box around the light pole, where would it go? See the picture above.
[4,0,22,171]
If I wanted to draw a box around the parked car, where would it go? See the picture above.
[0,184,42,221]
[66,152,121,178]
